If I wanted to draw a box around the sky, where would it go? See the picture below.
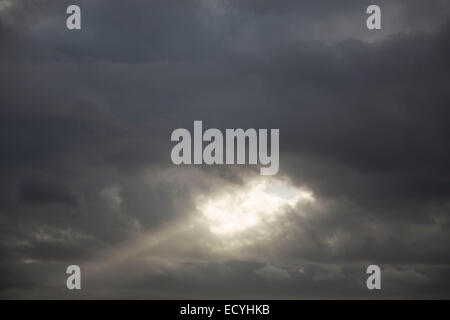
[1,0,450,299]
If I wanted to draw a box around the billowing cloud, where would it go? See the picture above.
[1,0,450,299]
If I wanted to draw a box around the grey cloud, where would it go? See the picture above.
[19,174,78,205]
[1,0,450,299]
[255,263,291,281]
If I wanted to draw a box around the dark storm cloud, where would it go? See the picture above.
[1,0,450,298]
[19,174,78,205]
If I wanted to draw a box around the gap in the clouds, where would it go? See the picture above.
[195,176,315,239]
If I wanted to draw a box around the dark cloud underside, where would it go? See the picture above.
[1,0,450,299]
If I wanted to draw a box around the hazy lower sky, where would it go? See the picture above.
[1,0,450,299]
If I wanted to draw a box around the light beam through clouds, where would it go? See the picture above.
[85,174,317,275]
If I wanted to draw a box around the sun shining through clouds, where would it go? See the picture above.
[197,177,315,237]
[84,174,318,274]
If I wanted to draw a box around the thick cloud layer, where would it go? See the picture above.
[1,0,450,298]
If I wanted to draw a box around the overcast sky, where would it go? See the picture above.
[1,0,450,299]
